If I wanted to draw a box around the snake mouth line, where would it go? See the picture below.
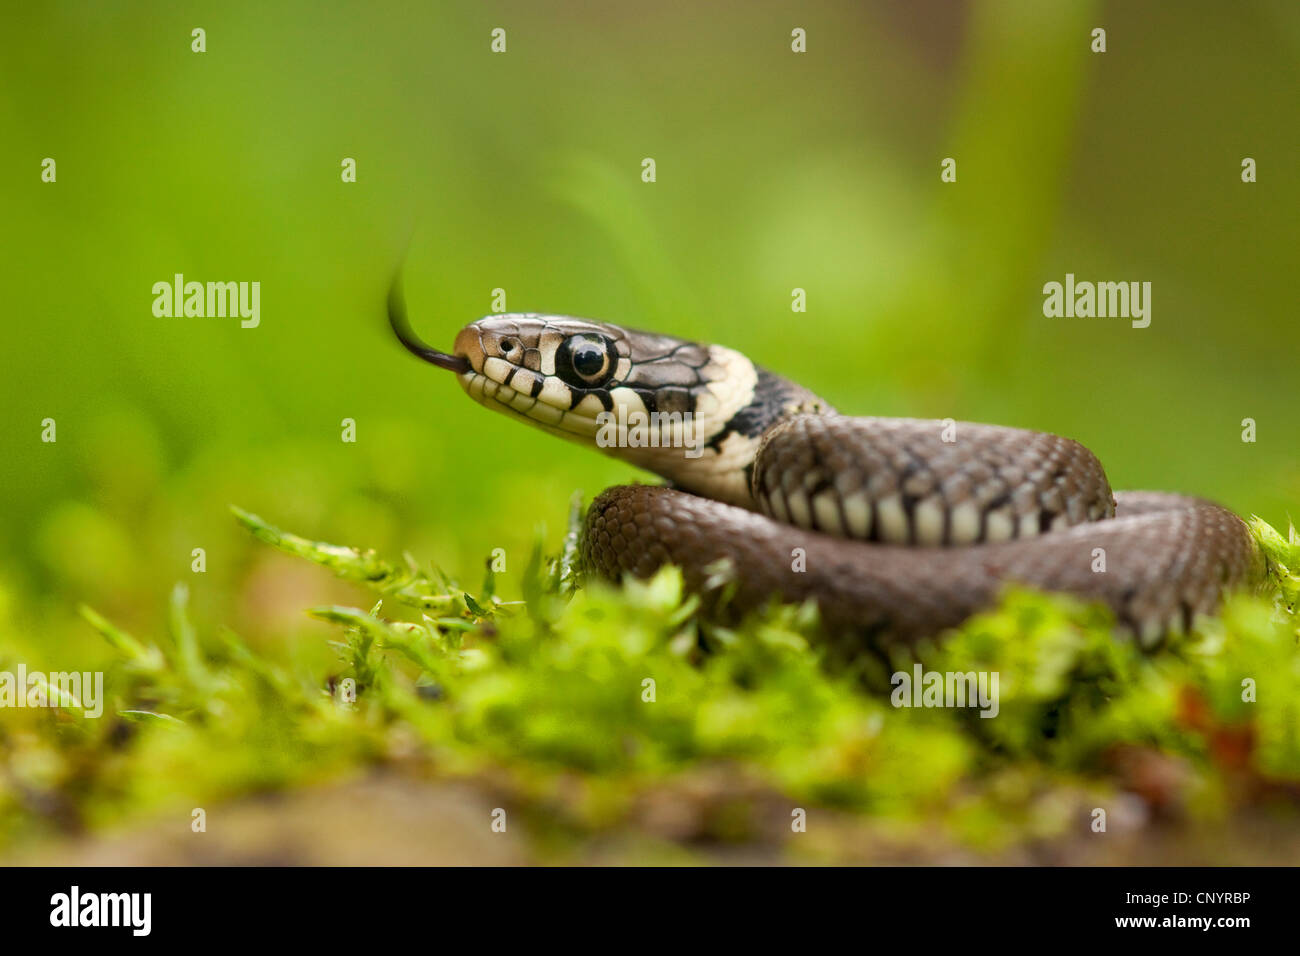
[461,368,603,438]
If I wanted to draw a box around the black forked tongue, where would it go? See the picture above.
[387,271,470,373]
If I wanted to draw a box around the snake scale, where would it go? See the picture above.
[389,282,1261,651]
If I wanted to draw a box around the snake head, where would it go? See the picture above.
[453,315,632,437]
[452,314,768,443]
[451,316,624,431]
[451,314,785,506]
[389,273,828,506]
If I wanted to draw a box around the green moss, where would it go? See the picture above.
[1,507,1297,857]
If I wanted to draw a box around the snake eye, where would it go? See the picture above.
[556,333,616,388]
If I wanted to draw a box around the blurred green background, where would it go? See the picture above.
[2,0,1297,671]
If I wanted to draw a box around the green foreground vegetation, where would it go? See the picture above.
[1,504,1297,862]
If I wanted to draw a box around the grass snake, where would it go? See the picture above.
[389,284,1261,651]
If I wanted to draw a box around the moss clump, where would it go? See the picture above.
[0,506,1296,860]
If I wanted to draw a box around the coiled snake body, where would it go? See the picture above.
[390,288,1261,650]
